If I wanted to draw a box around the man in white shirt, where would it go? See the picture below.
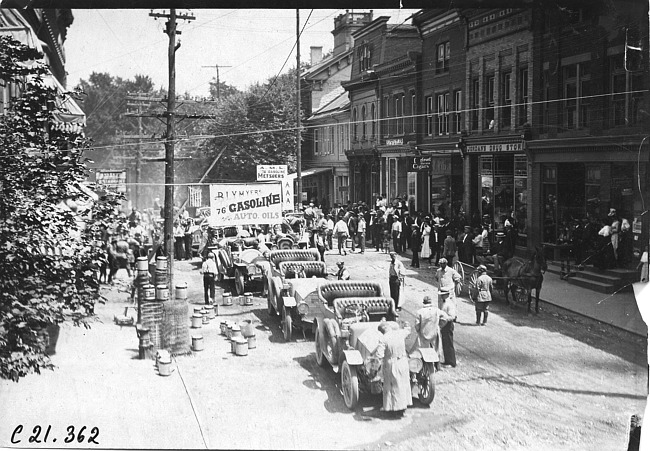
[391,215,403,253]
[200,252,219,305]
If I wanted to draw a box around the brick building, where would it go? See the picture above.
[343,16,421,207]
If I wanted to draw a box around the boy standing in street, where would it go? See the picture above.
[474,265,493,326]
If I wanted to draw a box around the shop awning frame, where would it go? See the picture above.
[286,167,333,179]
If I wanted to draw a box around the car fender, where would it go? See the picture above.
[417,347,440,363]
[283,296,296,308]
[342,349,363,366]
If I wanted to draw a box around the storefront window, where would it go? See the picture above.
[542,165,557,243]
[480,156,494,223]
[514,155,528,245]
[431,175,450,216]
[388,158,397,200]
[493,155,514,230]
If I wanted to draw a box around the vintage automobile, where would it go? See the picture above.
[212,227,267,295]
[314,281,437,410]
[264,248,325,341]
[273,213,310,249]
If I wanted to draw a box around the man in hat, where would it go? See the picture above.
[336,260,351,280]
[434,257,461,367]
[388,252,406,310]
[410,223,422,268]
[458,225,475,264]
[412,296,451,369]
[442,230,457,265]
[474,265,493,326]
[503,219,517,260]
[200,252,218,305]
[391,214,402,253]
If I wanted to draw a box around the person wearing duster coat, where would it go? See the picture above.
[374,321,412,415]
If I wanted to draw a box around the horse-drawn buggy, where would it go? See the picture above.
[314,281,437,410]
[457,245,547,313]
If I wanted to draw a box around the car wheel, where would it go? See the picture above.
[418,362,436,405]
[341,360,359,410]
[314,324,328,367]
[282,306,292,342]
[235,268,245,295]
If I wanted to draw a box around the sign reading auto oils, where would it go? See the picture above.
[208,182,283,226]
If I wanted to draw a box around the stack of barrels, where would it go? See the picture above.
[139,256,168,355]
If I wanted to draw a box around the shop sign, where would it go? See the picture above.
[466,142,523,153]
[410,156,432,172]
[257,164,287,181]
[209,182,283,226]
[96,170,127,193]
[385,138,403,146]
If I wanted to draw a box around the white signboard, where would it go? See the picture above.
[96,170,127,193]
[282,176,294,211]
[208,183,283,226]
[257,164,288,181]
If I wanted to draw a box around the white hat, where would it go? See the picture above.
[504,220,512,227]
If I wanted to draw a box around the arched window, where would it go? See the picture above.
[352,107,358,140]
[371,103,376,139]
[361,105,366,139]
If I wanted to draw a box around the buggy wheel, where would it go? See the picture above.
[341,360,359,410]
[418,362,436,405]
[234,268,245,295]
[282,306,293,342]
[453,261,465,282]
[314,324,328,367]
[468,271,479,302]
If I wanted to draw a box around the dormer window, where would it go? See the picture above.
[358,44,372,72]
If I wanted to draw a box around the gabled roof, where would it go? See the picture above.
[306,87,349,122]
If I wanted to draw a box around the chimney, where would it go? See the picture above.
[310,46,323,66]
[332,10,373,56]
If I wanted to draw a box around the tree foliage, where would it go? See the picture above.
[202,70,301,182]
[0,36,122,382]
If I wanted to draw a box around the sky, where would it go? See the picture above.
[64,8,421,98]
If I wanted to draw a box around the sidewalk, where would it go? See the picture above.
[535,270,648,337]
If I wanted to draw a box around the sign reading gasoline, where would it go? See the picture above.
[257,165,288,181]
[209,183,283,226]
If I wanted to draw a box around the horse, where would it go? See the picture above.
[501,245,547,314]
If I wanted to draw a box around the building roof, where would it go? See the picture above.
[301,49,352,81]
[306,87,349,122]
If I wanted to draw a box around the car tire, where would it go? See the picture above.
[235,268,245,295]
[418,362,436,405]
[314,324,328,368]
[341,360,359,410]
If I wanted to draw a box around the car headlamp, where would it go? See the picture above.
[408,357,423,373]
[297,302,309,316]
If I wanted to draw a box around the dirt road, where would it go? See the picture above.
[0,249,646,450]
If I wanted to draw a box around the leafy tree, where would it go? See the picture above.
[0,36,122,382]
[207,78,240,101]
[202,69,301,182]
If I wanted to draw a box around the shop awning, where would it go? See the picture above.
[286,167,332,179]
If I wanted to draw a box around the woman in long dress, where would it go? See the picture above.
[420,219,432,262]
[375,322,412,415]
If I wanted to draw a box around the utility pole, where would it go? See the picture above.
[149,8,195,278]
[296,8,302,211]
[201,64,232,100]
